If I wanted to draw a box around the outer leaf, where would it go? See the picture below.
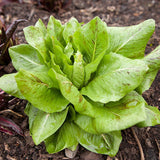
[136,70,158,94]
[15,70,69,113]
[73,16,108,63]
[10,44,55,88]
[74,91,147,134]
[25,103,69,145]
[9,44,43,71]
[63,17,81,43]
[23,26,49,62]
[143,45,160,71]
[137,105,160,127]
[25,103,39,129]
[77,128,122,157]
[45,121,122,157]
[45,122,78,153]
[137,45,160,93]
[106,19,155,58]
[0,73,24,99]
[81,53,148,103]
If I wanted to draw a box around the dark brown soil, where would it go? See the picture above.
[0,0,160,160]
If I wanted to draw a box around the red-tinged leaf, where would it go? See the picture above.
[0,125,14,135]
[0,116,24,136]
[0,19,27,65]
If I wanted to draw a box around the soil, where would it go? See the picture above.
[0,0,160,160]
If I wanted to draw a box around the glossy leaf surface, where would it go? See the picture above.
[81,53,148,103]
[25,103,69,145]
[15,70,69,113]
[106,19,155,58]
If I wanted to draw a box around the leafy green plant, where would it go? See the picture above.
[0,16,160,156]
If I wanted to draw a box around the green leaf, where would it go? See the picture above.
[25,103,39,129]
[49,52,64,75]
[51,70,146,133]
[106,19,155,58]
[73,17,108,63]
[23,26,49,62]
[45,122,78,153]
[74,91,147,134]
[137,105,160,127]
[136,70,158,94]
[15,70,69,113]
[9,44,56,88]
[0,73,25,99]
[81,53,148,103]
[48,68,60,89]
[77,128,122,157]
[72,51,85,89]
[26,104,69,145]
[35,19,54,58]
[63,17,81,43]
[9,44,43,71]
[84,51,105,85]
[67,105,76,122]
[137,45,160,94]
[45,121,121,157]
[64,42,74,59]
[143,45,160,71]
[47,16,65,46]
[49,69,92,115]
[52,45,73,80]
[35,19,47,35]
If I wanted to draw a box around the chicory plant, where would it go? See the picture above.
[0,16,160,156]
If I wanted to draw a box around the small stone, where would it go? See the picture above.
[107,6,116,12]
[65,145,79,159]
[4,143,9,151]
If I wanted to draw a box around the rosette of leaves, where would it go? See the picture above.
[0,16,160,156]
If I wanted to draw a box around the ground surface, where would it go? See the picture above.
[0,0,160,160]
